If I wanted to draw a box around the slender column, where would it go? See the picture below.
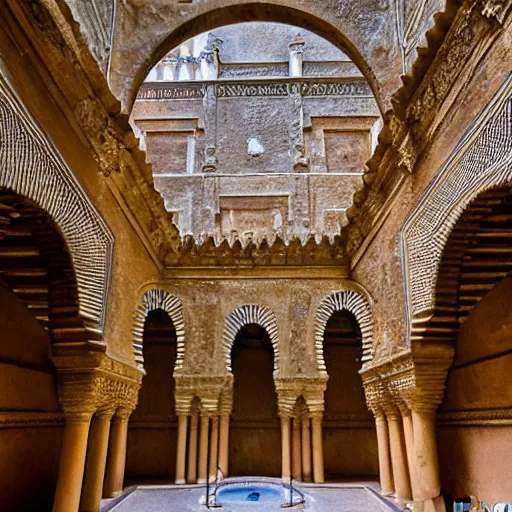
[411,408,445,512]
[103,408,131,498]
[175,414,189,484]
[311,414,325,484]
[218,414,230,478]
[280,415,291,483]
[187,411,199,483]
[386,407,412,502]
[375,411,394,496]
[208,416,220,482]
[291,417,302,481]
[301,416,312,483]
[53,412,92,512]
[80,410,114,512]
[197,414,210,484]
[399,404,418,499]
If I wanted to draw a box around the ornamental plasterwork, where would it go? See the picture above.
[401,74,512,341]
[223,304,280,373]
[0,72,114,336]
[315,289,374,374]
[132,288,186,370]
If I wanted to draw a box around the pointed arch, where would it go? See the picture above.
[223,304,279,373]
[315,289,374,373]
[132,288,185,369]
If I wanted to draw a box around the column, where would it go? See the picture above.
[399,404,418,499]
[218,414,230,478]
[80,410,114,512]
[375,411,394,496]
[301,416,312,483]
[291,417,302,481]
[411,408,445,512]
[197,414,210,484]
[386,407,412,502]
[53,412,92,512]
[208,415,220,482]
[103,408,131,498]
[187,411,199,483]
[175,414,189,484]
[280,415,291,483]
[311,414,325,484]
[288,34,305,77]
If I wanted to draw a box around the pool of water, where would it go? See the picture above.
[215,481,305,506]
[217,485,283,503]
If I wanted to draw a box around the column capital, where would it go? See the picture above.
[95,407,116,421]
[113,407,133,423]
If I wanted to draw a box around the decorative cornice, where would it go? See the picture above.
[165,234,348,268]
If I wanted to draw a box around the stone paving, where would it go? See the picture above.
[101,480,400,512]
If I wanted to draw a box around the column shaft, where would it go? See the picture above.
[53,414,92,512]
[208,416,220,482]
[387,412,412,501]
[280,416,291,483]
[187,412,199,483]
[411,409,443,504]
[292,418,302,481]
[197,415,210,484]
[311,415,325,484]
[175,415,189,484]
[401,408,418,499]
[218,415,230,478]
[375,413,394,496]
[103,411,130,498]
[80,413,113,512]
[301,417,312,483]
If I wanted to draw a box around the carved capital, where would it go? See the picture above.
[480,0,512,24]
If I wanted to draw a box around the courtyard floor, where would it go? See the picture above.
[100,478,401,512]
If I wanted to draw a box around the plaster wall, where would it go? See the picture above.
[438,274,512,503]
[0,288,62,511]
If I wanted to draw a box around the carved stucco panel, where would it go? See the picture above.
[401,74,512,340]
[0,72,114,336]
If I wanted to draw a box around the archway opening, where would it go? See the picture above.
[323,310,378,480]
[230,323,280,476]
[127,308,178,482]
[435,185,512,504]
[0,189,74,510]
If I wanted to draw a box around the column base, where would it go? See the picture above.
[380,489,394,497]
[175,479,186,485]
[104,490,123,499]
[197,478,207,484]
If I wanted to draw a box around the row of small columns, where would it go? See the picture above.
[175,409,232,484]
[374,402,445,512]
[53,406,134,512]
[280,412,324,484]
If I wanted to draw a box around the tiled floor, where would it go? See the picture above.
[101,479,400,512]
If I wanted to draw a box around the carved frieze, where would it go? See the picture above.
[137,83,206,100]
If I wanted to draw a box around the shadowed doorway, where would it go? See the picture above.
[230,323,280,476]
[126,308,178,481]
[323,310,378,479]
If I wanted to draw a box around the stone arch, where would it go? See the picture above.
[0,73,114,337]
[132,288,185,369]
[315,289,374,374]
[401,74,512,342]
[223,304,279,372]
[111,2,398,114]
